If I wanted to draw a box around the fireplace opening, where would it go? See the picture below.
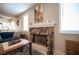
[33,34,47,47]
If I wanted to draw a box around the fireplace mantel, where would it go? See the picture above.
[30,22,55,28]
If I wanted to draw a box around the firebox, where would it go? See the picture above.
[33,34,47,47]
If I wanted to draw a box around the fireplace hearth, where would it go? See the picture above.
[33,34,47,47]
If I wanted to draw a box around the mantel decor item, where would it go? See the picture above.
[34,4,44,23]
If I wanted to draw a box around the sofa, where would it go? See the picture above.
[0,31,29,54]
[0,32,14,43]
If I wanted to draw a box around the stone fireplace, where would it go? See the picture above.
[30,27,54,55]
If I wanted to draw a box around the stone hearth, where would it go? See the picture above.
[30,27,54,55]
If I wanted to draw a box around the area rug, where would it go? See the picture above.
[7,46,44,55]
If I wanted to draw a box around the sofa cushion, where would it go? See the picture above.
[0,32,14,43]
[0,32,14,39]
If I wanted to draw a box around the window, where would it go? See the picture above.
[9,21,17,31]
[60,3,79,34]
[0,19,17,31]
[2,22,9,30]
[23,14,28,31]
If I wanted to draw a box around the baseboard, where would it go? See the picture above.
[54,50,66,55]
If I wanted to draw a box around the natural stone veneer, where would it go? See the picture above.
[30,27,54,55]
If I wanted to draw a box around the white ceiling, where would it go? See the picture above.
[0,3,36,17]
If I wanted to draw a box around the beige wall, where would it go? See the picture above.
[16,17,24,32]
[17,7,34,32]
[18,3,79,55]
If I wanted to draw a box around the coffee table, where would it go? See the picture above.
[0,39,32,55]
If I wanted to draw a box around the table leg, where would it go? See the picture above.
[29,43,32,55]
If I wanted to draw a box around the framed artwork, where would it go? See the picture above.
[34,4,44,23]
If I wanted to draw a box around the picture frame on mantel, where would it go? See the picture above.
[34,4,44,23]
